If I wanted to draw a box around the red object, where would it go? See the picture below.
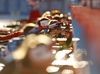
[67,21,71,28]
[70,5,100,45]
[38,25,42,31]
[0,30,8,33]
[70,5,100,69]
[0,31,23,41]
[78,0,82,2]
[28,10,41,23]
[57,19,61,23]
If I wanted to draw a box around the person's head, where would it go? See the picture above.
[48,20,61,34]
[51,10,63,22]
[37,17,50,30]
[20,23,39,36]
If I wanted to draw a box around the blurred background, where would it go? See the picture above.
[0,0,100,74]
[0,0,70,20]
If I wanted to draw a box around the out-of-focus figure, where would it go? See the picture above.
[48,19,73,52]
[51,10,63,22]
[37,17,50,34]
[48,20,65,38]
[0,34,53,74]
[7,23,39,52]
[27,0,41,23]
